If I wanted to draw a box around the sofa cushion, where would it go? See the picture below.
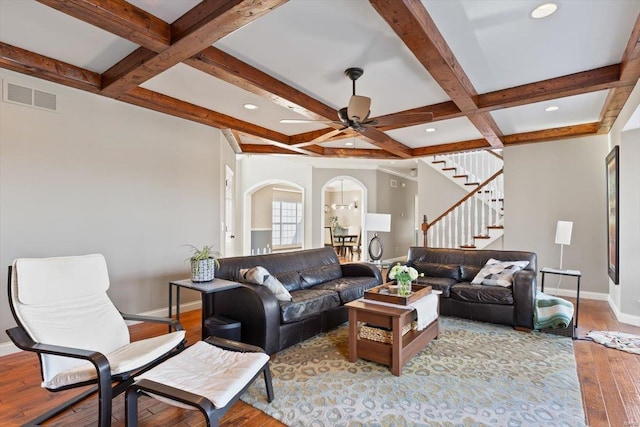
[415,276,457,297]
[460,265,482,282]
[239,266,292,301]
[450,282,514,305]
[275,271,303,292]
[299,264,343,289]
[412,262,460,280]
[313,277,379,304]
[280,289,340,324]
[471,259,530,287]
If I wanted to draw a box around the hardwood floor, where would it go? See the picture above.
[1,296,638,426]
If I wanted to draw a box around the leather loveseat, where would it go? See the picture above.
[394,247,537,330]
[213,247,382,354]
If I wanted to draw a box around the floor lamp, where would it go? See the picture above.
[366,213,391,263]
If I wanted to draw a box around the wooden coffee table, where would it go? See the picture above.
[345,295,439,376]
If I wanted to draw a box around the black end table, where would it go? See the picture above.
[540,267,582,339]
[168,278,242,340]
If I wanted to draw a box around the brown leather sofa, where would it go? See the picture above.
[394,247,537,330]
[213,247,382,354]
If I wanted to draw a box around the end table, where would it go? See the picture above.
[540,267,581,339]
[168,278,242,340]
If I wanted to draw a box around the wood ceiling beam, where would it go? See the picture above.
[477,65,623,111]
[503,122,600,146]
[120,87,290,143]
[100,0,287,97]
[322,148,399,159]
[370,0,504,148]
[411,139,489,157]
[0,42,101,92]
[239,144,306,155]
[598,14,640,133]
[36,0,171,52]
[186,47,336,121]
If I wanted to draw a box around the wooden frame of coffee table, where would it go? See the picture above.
[345,298,439,376]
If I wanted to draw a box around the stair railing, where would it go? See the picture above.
[426,169,504,248]
[432,149,503,185]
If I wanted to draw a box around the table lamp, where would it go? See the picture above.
[366,213,391,262]
[555,220,573,270]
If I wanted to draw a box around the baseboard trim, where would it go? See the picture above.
[539,288,609,301]
[0,300,203,357]
[607,295,640,327]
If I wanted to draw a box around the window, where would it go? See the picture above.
[272,200,302,248]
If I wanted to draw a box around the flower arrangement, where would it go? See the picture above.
[388,263,423,296]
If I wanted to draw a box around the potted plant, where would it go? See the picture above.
[186,244,222,282]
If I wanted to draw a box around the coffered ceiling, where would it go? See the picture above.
[1,0,639,161]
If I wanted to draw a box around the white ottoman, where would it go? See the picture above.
[125,337,273,427]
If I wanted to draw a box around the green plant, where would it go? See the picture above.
[329,216,340,231]
[185,244,222,268]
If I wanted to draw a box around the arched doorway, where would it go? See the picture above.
[322,176,367,259]
[243,180,305,256]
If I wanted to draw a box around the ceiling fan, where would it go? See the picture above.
[281,67,434,144]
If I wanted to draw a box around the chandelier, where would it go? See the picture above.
[331,180,356,210]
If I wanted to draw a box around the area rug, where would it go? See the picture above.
[587,330,640,355]
[242,317,585,426]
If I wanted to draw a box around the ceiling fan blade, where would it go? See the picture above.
[347,95,371,121]
[311,127,348,143]
[354,126,412,158]
[280,118,334,124]
[372,112,434,127]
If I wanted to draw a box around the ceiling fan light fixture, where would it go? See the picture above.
[243,103,258,110]
[531,3,558,19]
[347,95,371,122]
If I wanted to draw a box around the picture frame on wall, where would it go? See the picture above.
[606,146,619,285]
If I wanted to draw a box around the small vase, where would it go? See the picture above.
[397,279,412,296]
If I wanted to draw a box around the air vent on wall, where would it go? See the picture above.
[3,81,59,112]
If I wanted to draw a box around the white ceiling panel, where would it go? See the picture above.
[423,0,640,93]
[141,63,326,135]
[387,117,484,148]
[215,0,450,117]
[491,90,609,135]
[0,0,138,73]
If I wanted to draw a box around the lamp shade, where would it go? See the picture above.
[366,213,391,232]
[555,221,573,245]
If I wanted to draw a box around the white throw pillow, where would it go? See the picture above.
[239,266,293,301]
[471,258,530,287]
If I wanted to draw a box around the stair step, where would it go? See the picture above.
[490,198,504,202]
[474,235,491,239]
[442,167,457,171]
[487,225,504,229]
[465,182,480,186]
[460,245,476,249]
[453,174,468,179]
[431,160,446,164]
[478,190,491,193]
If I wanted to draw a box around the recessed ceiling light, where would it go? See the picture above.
[243,103,258,110]
[531,3,558,19]
[345,141,354,146]
[425,127,437,133]
[545,106,560,112]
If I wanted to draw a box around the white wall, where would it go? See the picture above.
[0,70,227,346]
[608,80,640,326]
[503,134,610,296]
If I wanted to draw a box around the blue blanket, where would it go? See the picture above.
[534,291,574,329]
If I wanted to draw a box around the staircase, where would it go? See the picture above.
[424,150,504,249]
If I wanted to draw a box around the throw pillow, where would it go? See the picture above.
[239,266,293,301]
[471,258,530,287]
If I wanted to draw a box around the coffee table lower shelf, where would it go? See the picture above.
[345,299,439,376]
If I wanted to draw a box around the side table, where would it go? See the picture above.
[540,267,581,339]
[168,278,242,340]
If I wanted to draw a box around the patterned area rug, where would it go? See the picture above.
[242,317,585,427]
[587,330,640,355]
